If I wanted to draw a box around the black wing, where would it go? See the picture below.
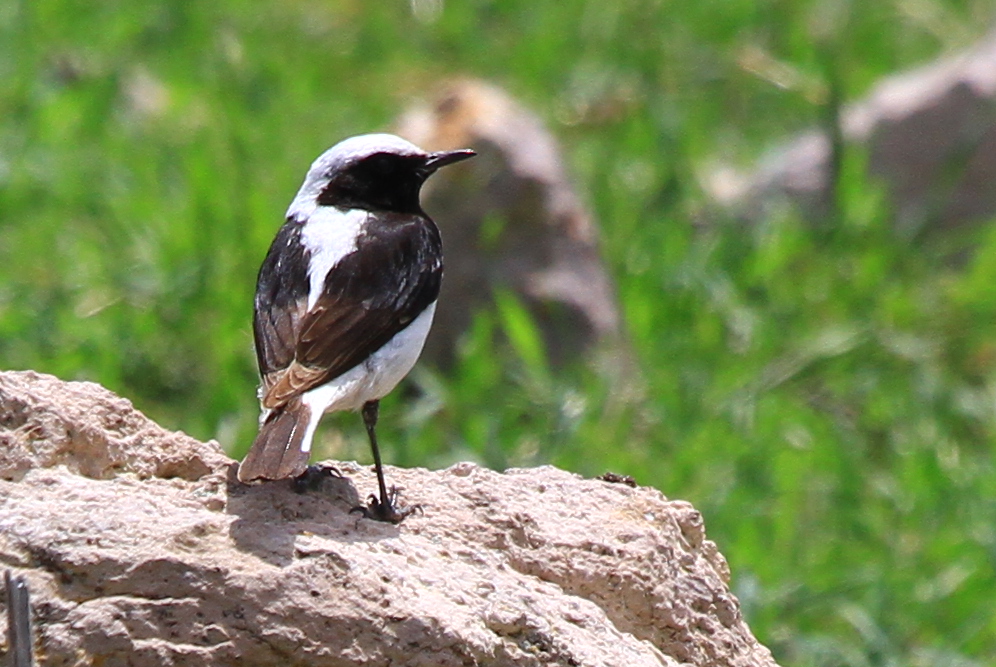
[256,212,442,408]
[253,219,311,378]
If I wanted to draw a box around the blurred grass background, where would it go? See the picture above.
[2,0,995,664]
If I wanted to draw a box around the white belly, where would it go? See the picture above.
[295,302,436,451]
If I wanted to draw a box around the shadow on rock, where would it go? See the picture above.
[225,466,395,567]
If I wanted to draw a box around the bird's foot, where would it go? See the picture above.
[292,464,342,494]
[350,486,422,524]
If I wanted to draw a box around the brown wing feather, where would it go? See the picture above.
[260,361,329,410]
[254,212,442,410]
[255,300,309,384]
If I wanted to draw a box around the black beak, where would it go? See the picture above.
[423,148,476,173]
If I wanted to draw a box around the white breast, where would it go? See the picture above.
[299,207,368,310]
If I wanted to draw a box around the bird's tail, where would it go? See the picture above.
[237,397,313,483]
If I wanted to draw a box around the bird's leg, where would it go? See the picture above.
[364,400,391,505]
[351,400,419,523]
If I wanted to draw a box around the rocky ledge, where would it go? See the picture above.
[0,370,778,667]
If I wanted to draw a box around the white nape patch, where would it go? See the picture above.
[299,207,369,311]
[297,302,437,451]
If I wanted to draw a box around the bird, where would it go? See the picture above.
[237,133,475,523]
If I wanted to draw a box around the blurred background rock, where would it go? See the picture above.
[711,31,996,241]
[397,79,622,369]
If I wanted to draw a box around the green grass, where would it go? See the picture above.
[2,1,995,664]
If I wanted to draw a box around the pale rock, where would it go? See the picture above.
[396,79,622,368]
[712,31,996,238]
[0,371,778,667]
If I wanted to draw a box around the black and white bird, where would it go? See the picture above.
[237,133,475,523]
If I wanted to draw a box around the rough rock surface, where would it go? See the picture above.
[0,370,230,483]
[397,79,622,368]
[712,32,996,238]
[0,371,778,667]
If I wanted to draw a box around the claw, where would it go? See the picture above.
[350,486,422,524]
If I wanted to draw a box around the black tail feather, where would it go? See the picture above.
[237,398,312,482]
